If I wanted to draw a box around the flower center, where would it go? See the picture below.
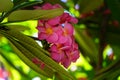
[63,28,69,36]
[46,27,53,35]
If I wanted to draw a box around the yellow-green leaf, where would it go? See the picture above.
[8,8,64,22]
[7,25,30,31]
[0,31,50,77]
[75,28,98,63]
[0,0,13,12]
[4,29,49,56]
[0,29,74,79]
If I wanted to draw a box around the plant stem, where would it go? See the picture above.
[97,8,109,70]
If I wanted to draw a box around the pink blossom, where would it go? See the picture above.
[36,3,80,68]
[49,43,70,62]
[0,67,9,79]
[37,23,59,43]
[61,57,71,68]
[48,17,60,26]
[57,22,74,45]
[41,3,62,10]
[65,41,80,62]
[49,41,79,68]
[60,13,78,24]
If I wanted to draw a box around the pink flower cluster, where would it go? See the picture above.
[36,3,80,68]
[0,65,9,80]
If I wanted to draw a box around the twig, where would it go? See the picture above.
[97,2,110,70]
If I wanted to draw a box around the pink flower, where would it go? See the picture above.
[49,43,70,62]
[0,67,9,79]
[60,13,78,24]
[37,23,59,43]
[57,22,74,45]
[65,41,80,62]
[61,57,71,68]
[49,40,79,68]
[41,3,62,10]
[36,3,80,68]
[48,17,60,26]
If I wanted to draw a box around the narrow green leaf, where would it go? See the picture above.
[0,31,50,77]
[0,30,74,79]
[13,0,28,5]
[9,38,54,78]
[8,8,64,22]
[0,0,13,12]
[79,0,103,13]
[9,39,54,78]
[7,25,30,31]
[4,29,49,56]
[13,0,43,10]
[17,36,75,80]
[75,28,98,63]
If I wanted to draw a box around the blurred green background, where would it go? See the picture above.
[1,0,120,80]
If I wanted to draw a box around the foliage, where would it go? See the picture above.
[0,0,120,80]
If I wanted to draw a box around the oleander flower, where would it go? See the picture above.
[36,3,80,68]
[49,43,70,62]
[37,23,60,43]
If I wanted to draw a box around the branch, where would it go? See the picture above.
[97,2,110,70]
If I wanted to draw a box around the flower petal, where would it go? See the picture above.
[58,35,68,44]
[48,17,60,26]
[70,17,78,24]
[50,44,58,52]
[38,32,48,40]
[64,22,74,36]
[53,4,62,8]
[47,33,58,43]
[71,50,80,62]
[51,52,62,62]
[61,57,71,68]
[41,3,53,10]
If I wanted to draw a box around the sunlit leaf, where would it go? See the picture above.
[3,29,49,56]
[0,31,50,77]
[0,0,13,12]
[8,8,64,22]
[0,30,74,79]
[75,28,98,63]
[7,25,30,31]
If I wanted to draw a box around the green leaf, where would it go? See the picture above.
[12,0,43,10]
[106,0,120,22]
[8,8,64,22]
[0,50,32,79]
[17,39,74,80]
[9,39,54,78]
[0,31,51,77]
[13,0,28,5]
[79,0,103,13]
[7,25,30,31]
[0,0,14,12]
[75,28,98,63]
[3,29,49,56]
[0,30,74,79]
